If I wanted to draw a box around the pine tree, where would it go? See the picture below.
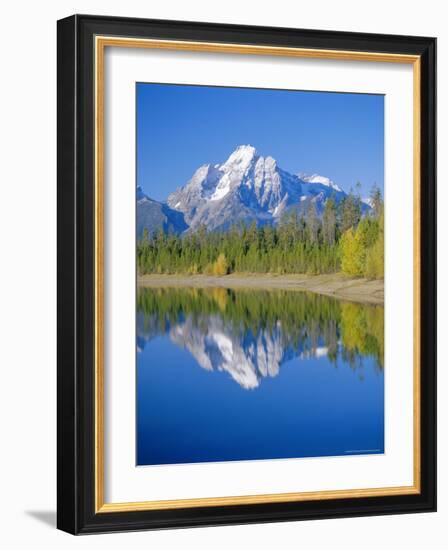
[365,213,384,278]
[340,190,361,232]
[370,184,384,218]
[306,203,320,245]
[322,197,337,246]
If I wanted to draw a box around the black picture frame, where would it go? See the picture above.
[57,14,436,534]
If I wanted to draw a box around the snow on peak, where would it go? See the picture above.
[299,173,342,192]
[164,146,355,232]
[210,180,231,201]
[190,164,212,186]
[223,144,258,168]
[264,155,277,169]
[208,145,261,202]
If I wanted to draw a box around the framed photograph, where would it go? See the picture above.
[57,14,436,534]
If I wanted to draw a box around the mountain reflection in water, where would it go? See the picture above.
[137,287,384,390]
[136,286,384,465]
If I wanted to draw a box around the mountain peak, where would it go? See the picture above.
[236,143,258,154]
[158,146,364,234]
[223,144,258,168]
[299,173,342,192]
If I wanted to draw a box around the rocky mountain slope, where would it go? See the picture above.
[138,144,370,235]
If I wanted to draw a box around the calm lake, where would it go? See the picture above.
[137,286,384,466]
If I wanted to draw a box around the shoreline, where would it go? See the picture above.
[137,273,384,305]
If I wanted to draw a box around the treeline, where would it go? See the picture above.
[137,185,384,279]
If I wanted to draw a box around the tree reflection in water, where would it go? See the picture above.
[137,287,383,390]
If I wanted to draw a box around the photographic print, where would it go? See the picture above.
[136,83,385,466]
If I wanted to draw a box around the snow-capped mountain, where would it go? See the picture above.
[297,172,343,192]
[138,144,369,234]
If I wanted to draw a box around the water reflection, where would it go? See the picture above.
[137,286,384,465]
[137,287,384,390]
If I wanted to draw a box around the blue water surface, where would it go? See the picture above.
[136,287,384,466]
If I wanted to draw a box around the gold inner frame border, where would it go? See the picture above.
[94,36,421,513]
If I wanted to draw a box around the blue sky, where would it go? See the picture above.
[136,83,384,201]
